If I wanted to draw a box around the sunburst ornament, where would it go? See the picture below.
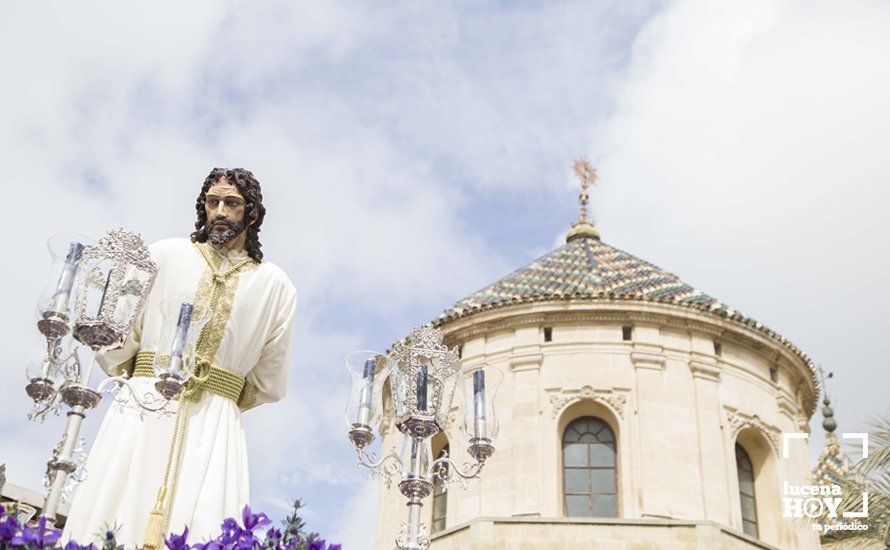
[573,157,597,223]
[567,157,601,242]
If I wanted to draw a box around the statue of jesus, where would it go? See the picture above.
[63,168,297,547]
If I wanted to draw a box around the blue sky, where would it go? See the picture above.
[1,1,889,547]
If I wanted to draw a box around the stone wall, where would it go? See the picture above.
[374,301,820,549]
[430,516,780,550]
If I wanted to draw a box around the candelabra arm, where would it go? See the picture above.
[58,347,83,383]
[355,446,403,488]
[96,375,173,415]
[95,375,126,394]
[429,455,484,490]
[27,399,59,422]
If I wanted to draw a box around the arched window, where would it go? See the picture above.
[736,443,758,537]
[563,416,617,517]
[431,443,449,533]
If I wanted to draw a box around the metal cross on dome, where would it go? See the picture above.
[573,157,597,224]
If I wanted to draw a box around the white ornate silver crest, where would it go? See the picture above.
[71,228,158,350]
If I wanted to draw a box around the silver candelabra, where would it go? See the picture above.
[345,326,501,550]
[22,229,179,524]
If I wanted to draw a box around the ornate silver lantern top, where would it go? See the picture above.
[387,325,461,439]
[71,228,158,350]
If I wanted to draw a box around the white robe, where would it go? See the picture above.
[63,238,297,546]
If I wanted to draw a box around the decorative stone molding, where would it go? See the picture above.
[689,360,721,382]
[546,385,632,420]
[775,391,798,420]
[723,406,781,453]
[510,353,543,372]
[630,351,666,371]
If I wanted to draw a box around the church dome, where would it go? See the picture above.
[435,231,817,403]
[376,161,823,549]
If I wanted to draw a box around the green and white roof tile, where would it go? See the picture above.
[436,233,721,323]
[434,216,818,413]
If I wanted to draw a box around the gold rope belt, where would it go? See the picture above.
[131,349,245,403]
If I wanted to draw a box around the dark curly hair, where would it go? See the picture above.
[190,167,266,262]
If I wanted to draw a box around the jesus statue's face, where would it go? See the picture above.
[205,177,248,248]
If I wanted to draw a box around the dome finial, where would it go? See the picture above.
[567,157,601,242]
[817,365,838,434]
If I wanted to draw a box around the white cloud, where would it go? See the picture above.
[326,483,378,549]
[593,0,890,457]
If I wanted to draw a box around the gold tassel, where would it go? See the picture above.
[143,485,167,550]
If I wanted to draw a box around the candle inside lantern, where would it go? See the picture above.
[38,337,64,378]
[407,437,422,480]
[167,303,193,374]
[356,357,376,426]
[50,242,84,314]
[473,370,487,440]
[96,269,113,316]
[416,363,428,412]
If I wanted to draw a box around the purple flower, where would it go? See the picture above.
[263,527,281,549]
[241,505,271,533]
[131,501,338,550]
[0,508,20,542]
[65,541,97,550]
[11,516,62,549]
[165,525,190,550]
[218,517,242,545]
[235,534,260,550]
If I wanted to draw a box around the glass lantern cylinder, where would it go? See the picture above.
[24,336,70,405]
[36,234,94,340]
[25,336,71,386]
[153,300,210,398]
[399,435,433,484]
[345,351,388,434]
[459,365,502,463]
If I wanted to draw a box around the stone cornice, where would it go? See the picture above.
[775,390,798,421]
[510,353,543,372]
[630,351,666,371]
[689,359,722,382]
[438,300,817,417]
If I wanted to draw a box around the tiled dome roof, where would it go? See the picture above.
[436,234,725,323]
[432,160,818,415]
[434,233,818,410]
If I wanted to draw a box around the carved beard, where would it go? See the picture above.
[208,217,246,246]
